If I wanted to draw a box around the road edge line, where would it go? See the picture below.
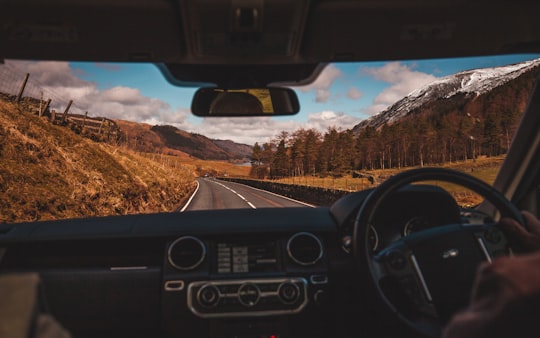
[180,180,200,212]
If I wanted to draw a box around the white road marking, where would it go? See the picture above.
[209,180,257,209]
[222,181,315,208]
[180,180,200,212]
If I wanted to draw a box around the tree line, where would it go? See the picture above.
[250,69,537,179]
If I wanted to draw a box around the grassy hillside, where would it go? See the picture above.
[0,100,196,223]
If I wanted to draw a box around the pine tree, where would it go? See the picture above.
[249,142,266,178]
[270,140,289,178]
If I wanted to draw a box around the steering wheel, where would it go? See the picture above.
[353,168,524,337]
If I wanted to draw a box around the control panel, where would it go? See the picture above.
[187,278,308,318]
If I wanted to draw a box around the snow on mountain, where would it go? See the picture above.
[353,58,540,132]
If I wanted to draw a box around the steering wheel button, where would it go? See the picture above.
[400,276,424,305]
[386,251,407,270]
[484,228,502,244]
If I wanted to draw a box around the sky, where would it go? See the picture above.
[2,53,540,145]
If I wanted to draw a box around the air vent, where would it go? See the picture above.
[168,236,206,270]
[287,232,323,266]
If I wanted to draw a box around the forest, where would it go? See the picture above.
[250,67,539,179]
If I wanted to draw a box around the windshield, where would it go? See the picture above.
[1,54,540,222]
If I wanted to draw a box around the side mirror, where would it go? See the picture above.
[191,87,300,117]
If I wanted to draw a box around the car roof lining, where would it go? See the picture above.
[2,0,540,85]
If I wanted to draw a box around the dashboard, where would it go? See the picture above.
[0,185,475,338]
[0,208,342,338]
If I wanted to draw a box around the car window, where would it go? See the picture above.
[1,54,539,222]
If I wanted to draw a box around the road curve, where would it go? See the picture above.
[183,178,312,211]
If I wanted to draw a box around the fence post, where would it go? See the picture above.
[61,100,73,123]
[98,118,105,134]
[107,121,112,140]
[82,112,88,130]
[15,73,30,103]
[39,92,43,115]
[39,99,51,117]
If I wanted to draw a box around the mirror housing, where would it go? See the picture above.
[191,87,300,117]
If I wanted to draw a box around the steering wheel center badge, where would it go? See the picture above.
[442,248,459,259]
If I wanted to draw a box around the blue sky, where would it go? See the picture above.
[4,53,540,145]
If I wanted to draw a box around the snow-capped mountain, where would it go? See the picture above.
[352,58,540,133]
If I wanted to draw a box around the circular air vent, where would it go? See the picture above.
[287,232,323,266]
[168,236,206,270]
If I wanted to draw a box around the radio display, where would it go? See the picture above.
[216,240,277,274]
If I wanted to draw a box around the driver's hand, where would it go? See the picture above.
[497,211,540,253]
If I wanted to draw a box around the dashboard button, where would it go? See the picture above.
[278,282,300,304]
[198,285,220,308]
[238,283,260,307]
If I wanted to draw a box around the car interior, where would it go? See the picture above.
[1,1,540,338]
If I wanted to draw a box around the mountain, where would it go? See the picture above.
[211,139,253,160]
[116,120,252,161]
[116,120,192,158]
[353,58,540,133]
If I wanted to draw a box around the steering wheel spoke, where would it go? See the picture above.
[469,223,512,260]
[375,243,438,320]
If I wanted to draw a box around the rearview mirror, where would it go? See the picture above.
[191,87,300,117]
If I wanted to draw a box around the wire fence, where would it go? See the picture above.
[0,62,87,116]
[0,62,120,141]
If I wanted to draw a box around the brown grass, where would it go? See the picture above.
[0,100,196,223]
[272,156,504,207]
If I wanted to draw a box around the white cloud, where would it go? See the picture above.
[294,64,342,103]
[0,60,362,146]
[2,60,193,127]
[315,89,332,103]
[362,62,437,115]
[347,87,363,100]
[192,117,300,145]
[305,111,362,132]
[188,110,361,145]
[6,60,89,88]
[100,87,146,105]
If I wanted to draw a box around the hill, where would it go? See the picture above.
[116,120,252,162]
[350,59,540,169]
[0,99,196,223]
[211,139,253,161]
[247,59,540,179]
[353,58,540,132]
[115,120,192,158]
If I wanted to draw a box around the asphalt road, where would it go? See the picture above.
[182,178,312,211]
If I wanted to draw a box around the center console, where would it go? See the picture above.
[161,232,330,338]
[188,278,308,317]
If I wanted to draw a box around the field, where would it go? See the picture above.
[271,156,504,207]
[138,152,251,178]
